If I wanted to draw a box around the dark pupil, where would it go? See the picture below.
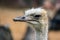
[34,15,41,17]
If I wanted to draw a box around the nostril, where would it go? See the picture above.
[22,17,25,19]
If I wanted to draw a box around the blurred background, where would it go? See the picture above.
[0,0,60,40]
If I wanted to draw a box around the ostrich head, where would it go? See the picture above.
[13,8,47,23]
[13,8,48,31]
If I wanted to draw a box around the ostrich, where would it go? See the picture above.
[0,25,13,40]
[13,8,49,40]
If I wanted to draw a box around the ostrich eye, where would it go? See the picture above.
[34,15,41,19]
[34,15,41,18]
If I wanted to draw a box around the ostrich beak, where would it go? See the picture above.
[13,16,36,22]
[13,16,27,22]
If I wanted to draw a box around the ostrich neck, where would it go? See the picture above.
[35,29,48,40]
[28,23,48,40]
[35,25,48,40]
[35,31,40,40]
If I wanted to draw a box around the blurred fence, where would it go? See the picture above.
[0,0,44,8]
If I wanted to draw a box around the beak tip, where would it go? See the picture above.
[13,18,19,22]
[13,18,17,22]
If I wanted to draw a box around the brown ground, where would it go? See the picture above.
[0,7,60,40]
